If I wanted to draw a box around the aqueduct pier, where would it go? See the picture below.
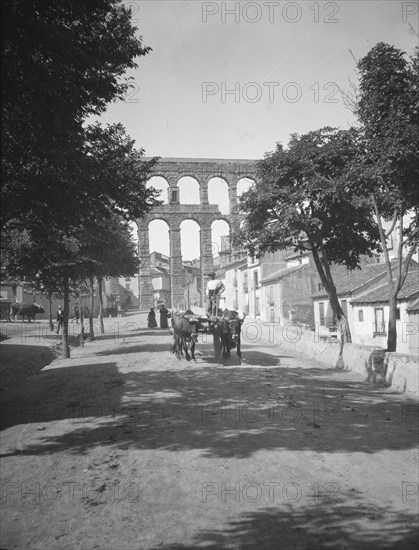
[137,157,258,309]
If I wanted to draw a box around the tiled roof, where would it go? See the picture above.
[222,257,248,271]
[312,262,395,299]
[407,297,419,312]
[352,271,419,304]
[261,264,304,284]
[150,266,168,276]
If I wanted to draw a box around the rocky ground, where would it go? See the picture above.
[0,313,418,550]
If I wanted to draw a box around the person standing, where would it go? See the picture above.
[159,304,169,329]
[56,306,64,334]
[147,307,157,328]
[72,304,80,324]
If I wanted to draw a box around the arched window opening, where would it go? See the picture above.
[211,219,230,261]
[208,177,229,215]
[147,176,169,205]
[237,177,255,212]
[178,176,200,204]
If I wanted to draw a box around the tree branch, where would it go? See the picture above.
[394,215,404,292]
[372,194,393,286]
[384,208,399,239]
[312,170,334,185]
[400,241,418,289]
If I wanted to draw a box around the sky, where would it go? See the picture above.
[92,0,418,260]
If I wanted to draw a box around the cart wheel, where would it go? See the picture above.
[213,331,222,356]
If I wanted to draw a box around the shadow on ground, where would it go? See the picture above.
[161,495,419,549]
[1,351,417,458]
[0,344,58,386]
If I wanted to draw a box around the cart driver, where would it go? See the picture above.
[206,273,225,316]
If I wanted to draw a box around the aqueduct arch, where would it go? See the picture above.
[137,157,257,309]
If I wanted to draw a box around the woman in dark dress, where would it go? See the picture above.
[147,307,157,328]
[159,305,169,329]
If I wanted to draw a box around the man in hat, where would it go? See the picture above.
[206,272,225,317]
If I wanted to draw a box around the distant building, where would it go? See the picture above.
[312,260,419,351]
[216,248,321,323]
[118,251,202,309]
[311,261,395,336]
[350,270,419,353]
[182,259,201,309]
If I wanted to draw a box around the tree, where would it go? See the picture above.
[236,127,381,367]
[79,212,141,338]
[1,123,160,357]
[348,43,419,351]
[2,0,151,226]
[1,1,157,357]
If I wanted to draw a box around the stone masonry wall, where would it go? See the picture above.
[244,318,419,396]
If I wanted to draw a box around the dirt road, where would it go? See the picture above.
[1,313,418,549]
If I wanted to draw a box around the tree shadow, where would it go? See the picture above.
[1,356,417,458]
[199,349,283,367]
[160,493,419,549]
[96,343,173,356]
[0,344,57,386]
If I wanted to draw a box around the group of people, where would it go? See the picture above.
[55,304,90,334]
[147,305,170,329]
[56,303,170,334]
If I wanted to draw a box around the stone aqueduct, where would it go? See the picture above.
[136,157,258,309]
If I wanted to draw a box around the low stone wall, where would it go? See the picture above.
[342,343,384,379]
[244,319,341,365]
[243,319,419,396]
[385,353,419,395]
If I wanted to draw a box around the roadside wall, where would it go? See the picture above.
[243,318,419,397]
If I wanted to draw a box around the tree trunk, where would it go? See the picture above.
[89,277,95,341]
[311,245,352,369]
[62,276,70,358]
[48,293,54,331]
[326,284,351,369]
[98,278,105,334]
[372,201,399,352]
[387,292,398,352]
[79,298,85,347]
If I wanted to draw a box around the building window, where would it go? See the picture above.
[319,302,325,326]
[253,271,259,288]
[171,188,179,203]
[243,272,248,292]
[341,299,348,317]
[125,277,131,282]
[270,308,275,323]
[255,296,260,315]
[125,283,131,291]
[396,308,400,320]
[358,309,364,322]
[374,308,385,334]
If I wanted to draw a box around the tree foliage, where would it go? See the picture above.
[238,127,380,264]
[1,0,152,226]
[347,43,419,351]
[1,1,158,357]
[236,127,381,366]
[354,43,418,215]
